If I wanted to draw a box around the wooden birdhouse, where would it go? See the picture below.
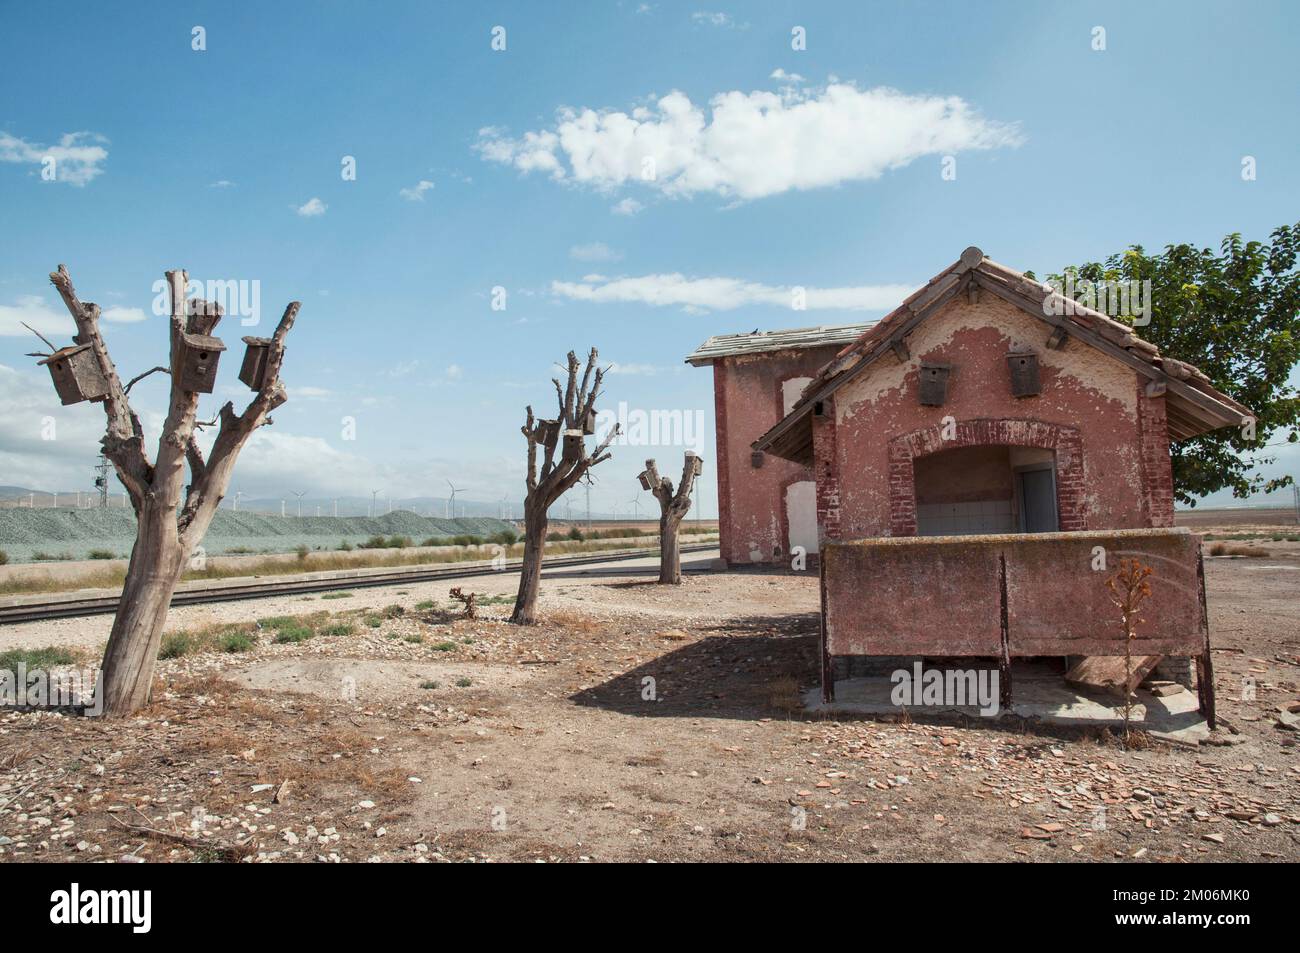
[582,406,597,435]
[238,336,273,391]
[638,470,655,491]
[918,362,951,406]
[686,451,703,476]
[177,332,226,393]
[536,419,560,446]
[38,344,109,406]
[1006,351,1041,397]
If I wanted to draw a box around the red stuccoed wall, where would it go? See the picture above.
[817,294,1175,540]
[822,528,1207,658]
[711,346,845,564]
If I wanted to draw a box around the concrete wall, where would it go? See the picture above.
[814,294,1175,541]
[822,528,1207,658]
[711,346,845,565]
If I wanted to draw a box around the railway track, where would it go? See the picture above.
[0,544,718,625]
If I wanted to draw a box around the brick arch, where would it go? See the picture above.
[887,418,1085,536]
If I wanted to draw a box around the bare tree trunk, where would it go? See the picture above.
[509,349,619,625]
[99,504,187,715]
[511,502,548,624]
[640,452,703,586]
[659,509,683,584]
[46,264,301,716]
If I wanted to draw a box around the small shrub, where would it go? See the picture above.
[432,641,457,652]
[158,633,194,659]
[338,540,354,552]
[0,646,76,670]
[566,526,585,542]
[221,631,255,653]
[493,528,519,545]
[403,633,423,644]
[420,680,439,690]
[273,625,314,644]
[420,537,441,547]
[455,677,472,688]
[295,544,310,561]
[363,535,388,549]
[321,622,355,637]
[86,548,116,560]
[0,550,7,566]
[321,590,354,600]
[414,600,436,611]
[364,614,383,629]
[382,604,405,619]
[545,532,563,542]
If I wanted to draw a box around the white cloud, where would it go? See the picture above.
[295,197,327,217]
[0,130,109,187]
[569,242,623,263]
[208,179,236,188]
[692,11,743,28]
[550,273,916,313]
[399,179,435,201]
[102,305,146,324]
[611,197,644,216]
[445,364,463,380]
[292,385,332,399]
[607,361,663,375]
[476,82,1023,201]
[770,68,805,83]
[0,295,74,340]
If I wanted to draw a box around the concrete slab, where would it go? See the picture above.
[803,662,1209,746]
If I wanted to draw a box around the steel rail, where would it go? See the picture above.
[0,544,718,625]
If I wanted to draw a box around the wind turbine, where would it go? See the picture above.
[446,479,466,519]
[370,489,381,518]
[627,496,642,522]
[292,491,306,517]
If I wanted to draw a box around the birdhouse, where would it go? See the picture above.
[638,471,655,491]
[238,336,273,391]
[918,362,951,406]
[1006,351,1041,397]
[582,406,597,435]
[536,419,560,446]
[686,451,704,476]
[177,332,226,393]
[38,344,109,406]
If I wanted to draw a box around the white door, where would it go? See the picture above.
[785,480,818,556]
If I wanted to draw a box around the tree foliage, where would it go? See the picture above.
[1052,224,1300,504]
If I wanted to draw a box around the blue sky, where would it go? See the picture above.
[1,0,1297,515]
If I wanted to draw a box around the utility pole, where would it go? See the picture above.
[95,454,110,508]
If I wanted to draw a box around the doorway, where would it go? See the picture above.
[1015,465,1059,533]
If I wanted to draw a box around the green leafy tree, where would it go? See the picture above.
[1051,225,1300,504]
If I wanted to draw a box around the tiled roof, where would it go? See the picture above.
[684,323,876,366]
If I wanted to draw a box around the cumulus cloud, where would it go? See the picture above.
[476,82,1023,201]
[769,68,805,83]
[550,273,915,313]
[102,306,147,324]
[0,130,109,186]
[692,11,744,29]
[611,197,644,216]
[568,242,623,262]
[295,197,327,217]
[0,295,74,339]
[399,179,435,201]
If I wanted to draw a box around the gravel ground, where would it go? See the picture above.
[0,545,1296,863]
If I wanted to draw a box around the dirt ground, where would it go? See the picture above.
[0,544,1296,863]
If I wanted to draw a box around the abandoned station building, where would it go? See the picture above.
[689,247,1250,713]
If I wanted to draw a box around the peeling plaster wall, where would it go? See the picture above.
[712,346,844,564]
[823,294,1166,538]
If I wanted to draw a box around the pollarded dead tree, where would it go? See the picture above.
[40,265,300,716]
[639,452,703,584]
[512,348,618,624]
